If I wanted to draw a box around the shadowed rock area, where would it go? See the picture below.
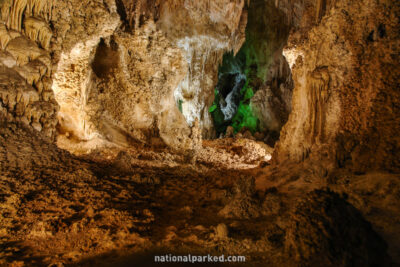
[0,0,399,266]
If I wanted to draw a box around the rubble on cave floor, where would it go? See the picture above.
[0,123,399,266]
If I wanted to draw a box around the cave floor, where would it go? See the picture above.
[0,123,399,266]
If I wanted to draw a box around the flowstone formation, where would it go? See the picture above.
[0,0,58,139]
[274,0,400,174]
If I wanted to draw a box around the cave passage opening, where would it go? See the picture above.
[209,50,258,136]
[209,0,293,146]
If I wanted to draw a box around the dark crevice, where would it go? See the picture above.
[115,0,128,26]
[91,38,120,78]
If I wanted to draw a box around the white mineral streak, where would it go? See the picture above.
[283,47,303,70]
[174,35,229,127]
[221,73,245,120]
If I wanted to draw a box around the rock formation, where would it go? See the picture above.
[0,0,399,266]
[0,0,57,139]
[275,0,400,174]
[45,0,248,151]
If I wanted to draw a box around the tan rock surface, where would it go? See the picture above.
[0,0,398,266]
[275,0,400,173]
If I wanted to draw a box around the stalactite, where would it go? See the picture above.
[38,24,51,49]
[1,0,53,32]
[1,0,12,27]
[0,68,39,113]
[127,2,134,29]
[0,23,11,49]
[24,17,40,41]
[27,0,42,17]
[27,0,53,21]
[10,0,27,32]
[16,65,38,85]
[0,0,55,136]
[37,54,51,76]
[316,0,326,23]
[24,17,52,49]
[134,0,142,30]
[307,67,330,143]
[5,36,47,66]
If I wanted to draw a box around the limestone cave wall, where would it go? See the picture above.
[275,0,400,173]
[0,0,58,139]
[0,0,248,152]
[0,0,398,174]
[52,0,248,152]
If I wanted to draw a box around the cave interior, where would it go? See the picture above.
[0,0,399,266]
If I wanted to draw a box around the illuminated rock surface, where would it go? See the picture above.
[0,0,399,266]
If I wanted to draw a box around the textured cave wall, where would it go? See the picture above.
[0,0,123,146]
[1,0,398,166]
[49,0,248,151]
[87,23,191,150]
[0,0,244,152]
[158,0,248,138]
[0,0,58,139]
[274,0,400,173]
[51,0,121,145]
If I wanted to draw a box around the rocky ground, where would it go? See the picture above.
[0,122,399,267]
[0,0,398,266]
